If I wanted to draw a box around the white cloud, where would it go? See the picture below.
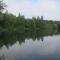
[4,0,60,20]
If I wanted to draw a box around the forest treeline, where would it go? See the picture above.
[0,0,60,32]
[0,12,60,32]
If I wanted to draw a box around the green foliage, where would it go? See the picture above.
[0,12,60,32]
[0,0,60,33]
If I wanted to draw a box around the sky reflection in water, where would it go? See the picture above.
[0,35,60,60]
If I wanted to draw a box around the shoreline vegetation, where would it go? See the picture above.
[0,0,60,33]
[0,12,60,32]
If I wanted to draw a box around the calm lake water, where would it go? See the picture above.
[0,33,60,60]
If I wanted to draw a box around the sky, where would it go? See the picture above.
[4,0,60,20]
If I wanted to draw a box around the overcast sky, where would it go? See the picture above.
[4,0,60,20]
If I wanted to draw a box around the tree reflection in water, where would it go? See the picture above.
[0,29,60,48]
[0,55,5,60]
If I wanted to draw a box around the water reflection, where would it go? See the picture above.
[0,30,60,48]
[0,30,60,60]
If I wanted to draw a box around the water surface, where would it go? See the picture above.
[0,33,60,60]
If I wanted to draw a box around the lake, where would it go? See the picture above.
[0,32,60,60]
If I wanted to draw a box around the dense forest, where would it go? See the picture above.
[0,0,60,33]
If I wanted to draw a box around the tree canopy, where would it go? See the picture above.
[0,0,60,32]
